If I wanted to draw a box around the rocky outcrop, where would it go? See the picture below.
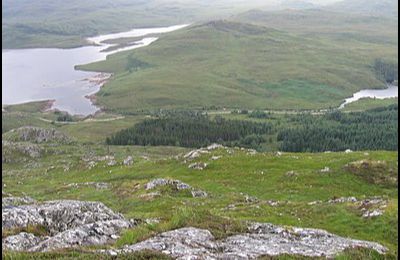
[2,232,43,251]
[103,222,387,258]
[2,200,125,234]
[3,126,72,144]
[2,200,133,252]
[2,141,43,162]
[145,179,208,198]
[28,219,131,252]
[183,143,224,160]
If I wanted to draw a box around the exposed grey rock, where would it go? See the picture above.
[2,141,43,162]
[308,200,323,205]
[102,223,387,258]
[362,210,384,218]
[191,190,208,198]
[328,197,357,204]
[123,156,133,166]
[66,182,110,190]
[266,200,279,207]
[2,200,132,252]
[2,232,44,251]
[2,196,36,207]
[102,227,218,258]
[4,126,72,144]
[107,160,117,166]
[319,166,331,173]
[2,200,124,234]
[206,143,224,150]
[28,219,131,252]
[246,149,257,155]
[144,178,170,190]
[183,144,224,161]
[244,195,258,203]
[211,156,222,160]
[356,197,387,218]
[285,170,298,177]
[188,162,208,170]
[145,179,208,198]
[184,150,209,160]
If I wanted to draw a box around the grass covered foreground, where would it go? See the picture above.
[2,140,398,257]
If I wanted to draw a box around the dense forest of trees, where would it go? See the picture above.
[106,113,272,149]
[277,105,398,152]
[107,106,397,152]
[373,59,398,83]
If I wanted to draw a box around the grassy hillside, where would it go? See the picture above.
[78,15,396,113]
[233,9,398,46]
[342,97,398,111]
[2,0,272,49]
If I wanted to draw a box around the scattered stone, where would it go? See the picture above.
[87,161,96,169]
[206,143,224,150]
[123,156,133,166]
[190,190,208,198]
[328,197,357,204]
[226,204,237,210]
[211,156,222,160]
[101,222,387,258]
[107,160,117,166]
[144,179,208,198]
[66,182,110,190]
[362,210,384,218]
[319,166,331,173]
[285,170,298,177]
[246,149,257,155]
[266,200,279,207]
[188,162,208,170]
[144,218,161,225]
[244,195,258,203]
